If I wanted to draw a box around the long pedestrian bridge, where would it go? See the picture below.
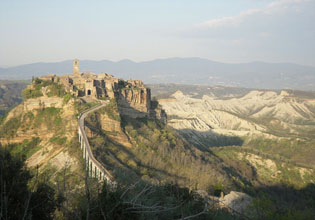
[78,102,113,182]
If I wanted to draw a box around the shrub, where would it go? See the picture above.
[74,101,99,115]
[33,107,63,130]
[46,83,66,97]
[22,88,43,99]
[9,137,42,159]
[62,93,73,104]
[22,78,68,100]
[0,116,21,138]
[99,99,120,121]
[49,136,67,145]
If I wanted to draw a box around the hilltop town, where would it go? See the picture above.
[34,59,166,121]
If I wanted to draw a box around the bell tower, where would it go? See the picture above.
[73,59,80,75]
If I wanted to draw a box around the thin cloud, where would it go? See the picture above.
[186,0,314,38]
[175,0,315,66]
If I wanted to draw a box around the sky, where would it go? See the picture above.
[0,0,314,67]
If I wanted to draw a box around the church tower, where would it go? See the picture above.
[73,59,80,75]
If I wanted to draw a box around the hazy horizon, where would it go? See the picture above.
[2,57,315,69]
[1,0,314,67]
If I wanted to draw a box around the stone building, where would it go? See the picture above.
[38,59,166,121]
[40,59,128,100]
[73,59,80,75]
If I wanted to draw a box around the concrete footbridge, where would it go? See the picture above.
[78,101,113,183]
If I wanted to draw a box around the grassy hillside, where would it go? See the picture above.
[85,101,235,192]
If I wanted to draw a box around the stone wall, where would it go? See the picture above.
[23,97,64,112]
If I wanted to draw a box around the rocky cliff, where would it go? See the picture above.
[0,94,85,185]
[116,80,151,118]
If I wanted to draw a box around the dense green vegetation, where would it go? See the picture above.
[7,137,42,159]
[33,107,63,129]
[63,93,73,104]
[2,136,314,219]
[49,136,67,146]
[74,100,99,116]
[0,106,64,139]
[22,87,43,99]
[88,113,232,192]
[69,181,235,220]
[213,146,315,187]
[0,116,21,138]
[98,99,120,121]
[245,138,315,168]
[22,78,66,100]
[251,184,315,220]
[1,141,238,219]
[0,147,61,220]
[248,115,315,139]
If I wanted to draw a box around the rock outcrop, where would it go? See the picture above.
[116,80,151,118]
[219,191,253,216]
[85,112,132,148]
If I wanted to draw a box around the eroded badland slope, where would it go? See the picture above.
[158,88,315,187]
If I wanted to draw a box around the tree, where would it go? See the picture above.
[0,147,59,220]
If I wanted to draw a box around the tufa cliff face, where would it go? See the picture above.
[0,94,83,184]
[115,79,166,122]
[116,80,151,118]
[84,101,132,148]
[119,80,151,112]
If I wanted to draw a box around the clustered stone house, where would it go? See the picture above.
[39,59,165,120]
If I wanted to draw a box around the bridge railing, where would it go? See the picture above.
[78,103,114,183]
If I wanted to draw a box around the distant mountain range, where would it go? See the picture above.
[1,58,315,90]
